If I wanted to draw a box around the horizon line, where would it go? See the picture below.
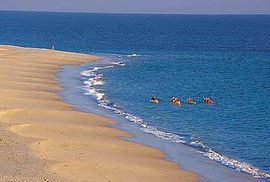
[1,9,270,15]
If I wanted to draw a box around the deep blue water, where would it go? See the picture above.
[0,11,269,180]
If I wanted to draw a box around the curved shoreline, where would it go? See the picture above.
[0,45,197,181]
[59,55,263,182]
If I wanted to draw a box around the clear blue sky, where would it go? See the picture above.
[0,0,270,14]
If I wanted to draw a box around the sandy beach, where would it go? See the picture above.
[0,45,197,181]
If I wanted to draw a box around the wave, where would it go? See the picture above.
[112,61,126,66]
[80,59,270,180]
[205,149,270,179]
[127,53,141,57]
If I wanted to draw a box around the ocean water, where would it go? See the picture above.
[0,11,269,181]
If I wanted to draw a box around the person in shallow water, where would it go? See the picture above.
[187,97,192,103]
[204,97,214,104]
[170,96,176,103]
[170,96,181,105]
[150,96,159,103]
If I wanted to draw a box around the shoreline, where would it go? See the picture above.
[59,55,262,182]
[0,45,197,181]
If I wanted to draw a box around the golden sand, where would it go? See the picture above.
[0,45,197,181]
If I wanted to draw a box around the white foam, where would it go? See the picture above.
[84,88,105,101]
[84,74,105,87]
[112,61,126,66]
[125,113,144,124]
[190,140,207,149]
[142,127,186,144]
[127,53,141,57]
[81,70,96,77]
[82,66,114,77]
[205,149,270,179]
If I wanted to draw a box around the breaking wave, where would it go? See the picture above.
[127,53,141,57]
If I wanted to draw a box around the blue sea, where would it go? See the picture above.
[0,11,269,181]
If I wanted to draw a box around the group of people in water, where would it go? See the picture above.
[150,96,214,105]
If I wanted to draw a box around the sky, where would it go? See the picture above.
[0,0,270,14]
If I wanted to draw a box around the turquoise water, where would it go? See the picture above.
[0,11,269,180]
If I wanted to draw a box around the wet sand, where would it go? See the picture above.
[0,45,197,181]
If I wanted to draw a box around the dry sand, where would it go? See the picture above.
[0,45,197,182]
